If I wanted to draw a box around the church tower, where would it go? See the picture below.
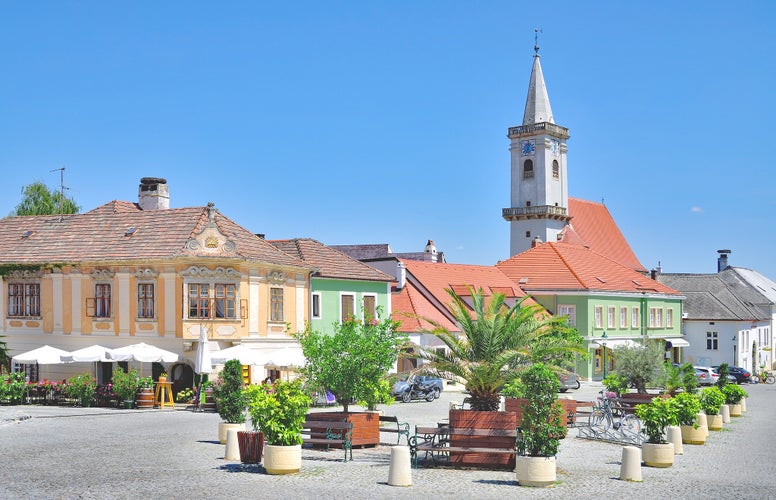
[502,38,571,256]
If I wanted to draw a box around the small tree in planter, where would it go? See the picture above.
[610,341,664,394]
[715,363,731,390]
[722,383,748,417]
[635,396,678,467]
[212,359,247,443]
[699,386,726,430]
[602,374,629,397]
[672,392,705,444]
[515,363,565,487]
[245,379,311,474]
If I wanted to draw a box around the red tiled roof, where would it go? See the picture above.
[496,242,680,295]
[565,198,646,272]
[392,282,458,334]
[401,259,528,301]
[0,201,309,269]
[269,238,392,282]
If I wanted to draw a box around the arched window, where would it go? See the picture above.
[552,159,560,179]
[523,159,534,179]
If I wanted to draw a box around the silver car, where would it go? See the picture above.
[694,366,720,386]
[558,372,580,392]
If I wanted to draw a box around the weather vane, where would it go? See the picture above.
[534,28,543,55]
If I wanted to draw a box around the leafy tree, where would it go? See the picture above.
[11,181,80,216]
[212,359,247,424]
[715,363,730,390]
[519,363,564,457]
[419,288,585,411]
[296,310,404,413]
[611,341,664,394]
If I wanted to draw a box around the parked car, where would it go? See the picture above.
[694,366,720,386]
[713,365,751,384]
[558,372,580,392]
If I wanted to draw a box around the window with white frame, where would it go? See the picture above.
[362,294,376,322]
[666,308,674,328]
[341,294,355,322]
[187,282,238,320]
[632,307,639,328]
[649,307,663,328]
[607,307,616,328]
[311,292,321,320]
[706,331,718,350]
[7,283,41,317]
[557,304,576,327]
[594,306,603,328]
[137,283,155,319]
[620,307,628,328]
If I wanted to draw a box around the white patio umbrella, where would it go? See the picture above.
[12,345,71,365]
[265,347,305,368]
[60,345,116,363]
[210,344,268,366]
[109,342,179,363]
[194,326,212,376]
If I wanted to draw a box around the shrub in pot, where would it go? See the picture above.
[112,367,141,408]
[602,374,629,397]
[635,397,678,467]
[64,373,97,407]
[699,386,725,430]
[722,384,747,417]
[213,359,247,443]
[672,392,705,444]
[245,379,311,474]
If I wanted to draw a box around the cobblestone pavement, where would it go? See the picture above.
[1,382,774,499]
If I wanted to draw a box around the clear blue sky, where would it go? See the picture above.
[2,2,774,279]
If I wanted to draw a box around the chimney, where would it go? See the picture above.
[717,249,731,272]
[396,261,406,290]
[138,177,170,210]
[424,239,438,263]
[531,236,543,248]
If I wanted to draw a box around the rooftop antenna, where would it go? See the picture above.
[534,28,543,56]
[50,166,69,221]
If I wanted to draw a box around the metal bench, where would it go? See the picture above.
[409,425,521,468]
[379,415,410,445]
[301,419,354,462]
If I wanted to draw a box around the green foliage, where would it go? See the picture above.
[244,379,311,446]
[721,384,748,405]
[699,386,726,415]
[297,310,404,414]
[419,288,585,411]
[0,334,10,371]
[671,392,702,426]
[500,378,526,399]
[518,363,564,457]
[680,363,699,394]
[137,376,154,390]
[715,363,730,390]
[176,388,195,403]
[602,374,629,396]
[11,181,80,216]
[635,397,678,444]
[213,359,247,424]
[0,372,27,404]
[611,341,664,393]
[111,367,141,402]
[356,377,394,411]
[64,373,97,407]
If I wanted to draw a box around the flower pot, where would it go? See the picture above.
[219,422,246,444]
[707,413,723,431]
[680,424,706,445]
[729,403,742,417]
[263,444,302,475]
[516,455,556,487]
[237,431,264,464]
[642,442,674,468]
[122,400,135,409]
[158,376,167,384]
[135,388,154,409]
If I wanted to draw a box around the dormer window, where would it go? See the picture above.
[523,159,534,179]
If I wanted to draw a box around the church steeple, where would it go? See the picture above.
[502,35,571,257]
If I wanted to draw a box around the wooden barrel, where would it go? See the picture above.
[136,388,154,409]
[237,431,264,464]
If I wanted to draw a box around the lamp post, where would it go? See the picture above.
[732,335,737,365]
[601,332,608,380]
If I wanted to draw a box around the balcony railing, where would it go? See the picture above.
[502,205,570,221]
[508,122,569,139]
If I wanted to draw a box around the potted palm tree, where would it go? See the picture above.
[672,392,705,444]
[699,386,725,431]
[212,359,247,444]
[515,363,565,487]
[635,397,678,467]
[419,288,584,468]
[245,378,311,474]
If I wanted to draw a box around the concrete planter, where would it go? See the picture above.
[263,444,302,475]
[707,413,723,431]
[642,442,674,468]
[729,403,742,417]
[680,424,707,445]
[218,422,246,444]
[516,455,556,487]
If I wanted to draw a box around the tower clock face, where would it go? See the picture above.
[521,140,535,156]
[550,139,560,156]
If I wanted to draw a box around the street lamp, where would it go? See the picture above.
[732,335,737,365]
[601,332,608,380]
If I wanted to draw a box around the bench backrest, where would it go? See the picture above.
[303,420,352,430]
[379,415,399,424]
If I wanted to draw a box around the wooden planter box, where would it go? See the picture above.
[306,411,379,448]
[448,409,518,469]
[505,398,571,437]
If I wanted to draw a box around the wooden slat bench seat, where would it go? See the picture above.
[379,415,410,445]
[409,425,521,468]
[301,418,353,462]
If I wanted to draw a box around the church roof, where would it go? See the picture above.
[269,238,393,282]
[497,242,679,295]
[522,51,554,125]
[562,198,647,273]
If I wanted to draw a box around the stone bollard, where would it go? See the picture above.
[619,446,642,482]
[666,425,683,455]
[741,397,747,412]
[721,404,731,424]
[388,445,412,486]
[696,413,709,438]
[224,428,240,461]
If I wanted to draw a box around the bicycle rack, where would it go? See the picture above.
[577,423,646,446]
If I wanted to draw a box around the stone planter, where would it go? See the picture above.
[448,409,518,469]
[219,422,246,444]
[306,411,379,447]
[680,424,706,445]
[729,403,742,417]
[642,442,674,468]
[237,430,264,464]
[707,413,723,431]
[516,455,556,487]
[263,444,302,475]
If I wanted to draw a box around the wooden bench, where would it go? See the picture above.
[301,418,354,462]
[379,415,410,445]
[564,400,595,427]
[618,393,665,415]
[408,425,521,468]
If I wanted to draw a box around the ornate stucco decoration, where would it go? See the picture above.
[7,269,42,280]
[184,202,237,255]
[91,269,114,280]
[181,266,243,279]
[268,270,286,285]
[134,268,158,279]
